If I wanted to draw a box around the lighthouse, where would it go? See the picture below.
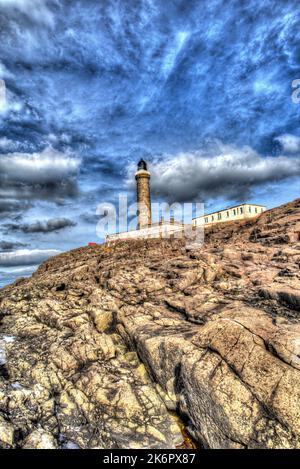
[106,159,267,244]
[135,159,151,229]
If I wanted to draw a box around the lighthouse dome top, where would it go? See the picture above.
[137,159,147,171]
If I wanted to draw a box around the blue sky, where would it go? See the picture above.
[0,0,300,287]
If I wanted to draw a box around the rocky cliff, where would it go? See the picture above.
[0,199,300,449]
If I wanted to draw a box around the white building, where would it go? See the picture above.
[106,220,186,244]
[193,203,267,228]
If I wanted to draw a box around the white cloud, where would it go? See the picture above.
[0,249,60,266]
[0,137,16,151]
[0,81,24,117]
[0,62,13,79]
[274,134,300,153]
[0,79,6,113]
[163,31,190,77]
[0,147,80,185]
[0,0,55,26]
[0,147,80,201]
[142,143,300,203]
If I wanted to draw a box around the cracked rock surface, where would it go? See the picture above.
[0,198,300,448]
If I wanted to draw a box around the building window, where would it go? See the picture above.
[227,211,229,217]
[249,206,252,213]
[212,216,214,221]
[255,207,257,213]
[218,213,222,220]
[233,209,236,215]
[240,207,243,214]
[205,217,208,223]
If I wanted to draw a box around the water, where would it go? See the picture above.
[0,266,37,289]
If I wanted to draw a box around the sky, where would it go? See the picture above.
[0,0,300,287]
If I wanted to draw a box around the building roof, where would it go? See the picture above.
[194,203,267,220]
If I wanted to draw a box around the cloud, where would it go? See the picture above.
[0,61,12,79]
[0,147,80,202]
[0,81,23,117]
[0,137,16,150]
[0,248,60,266]
[0,0,55,26]
[0,199,32,215]
[147,143,300,203]
[0,78,7,114]
[80,212,100,225]
[0,241,28,251]
[6,217,76,234]
[0,147,79,184]
[274,134,300,154]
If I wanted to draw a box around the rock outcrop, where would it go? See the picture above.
[0,199,300,449]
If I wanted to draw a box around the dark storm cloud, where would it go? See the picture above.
[0,147,80,202]
[148,144,300,203]
[0,199,32,215]
[80,213,100,225]
[6,217,76,234]
[0,249,60,267]
[82,156,123,178]
[0,240,28,252]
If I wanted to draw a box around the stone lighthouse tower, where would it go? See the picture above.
[135,159,151,229]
